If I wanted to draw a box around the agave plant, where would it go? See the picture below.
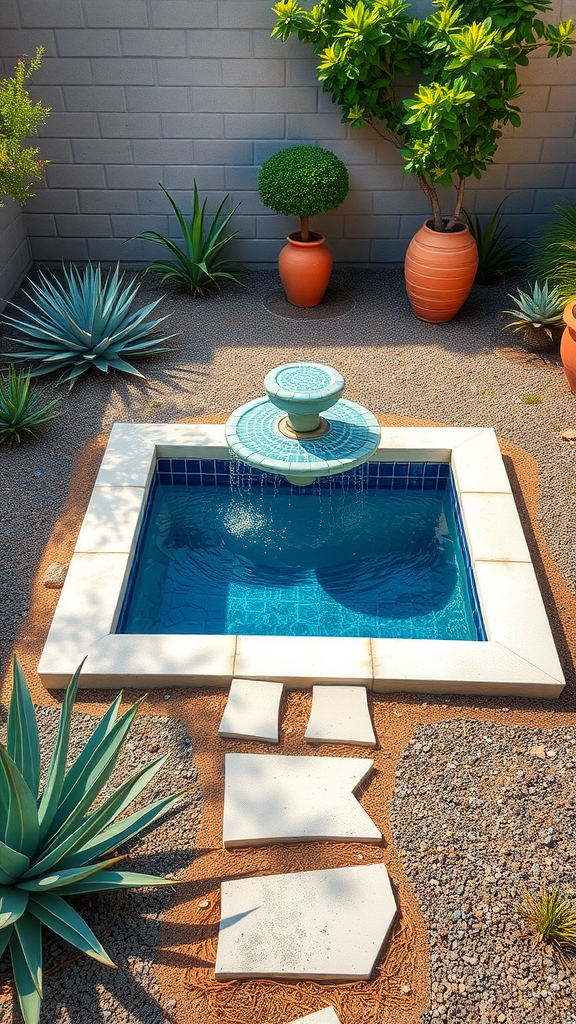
[131,182,244,296]
[0,365,60,442]
[2,263,175,386]
[503,280,564,352]
[0,658,185,1024]
[463,198,524,283]
[504,280,565,330]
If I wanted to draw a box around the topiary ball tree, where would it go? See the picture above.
[259,145,349,242]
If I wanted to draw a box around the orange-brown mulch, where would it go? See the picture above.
[1,415,575,1024]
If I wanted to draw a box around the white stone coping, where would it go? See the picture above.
[38,423,565,698]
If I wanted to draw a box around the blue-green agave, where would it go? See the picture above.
[2,263,175,386]
[0,659,185,1024]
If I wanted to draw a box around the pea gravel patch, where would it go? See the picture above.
[0,710,201,1024]
[390,719,576,1023]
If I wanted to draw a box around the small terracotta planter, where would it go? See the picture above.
[561,301,576,393]
[404,219,478,323]
[278,231,333,308]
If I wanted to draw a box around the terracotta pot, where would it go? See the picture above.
[278,231,333,308]
[404,218,478,323]
[561,301,576,393]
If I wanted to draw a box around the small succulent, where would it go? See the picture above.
[0,365,60,442]
[504,280,565,331]
[2,263,175,386]
[0,658,186,1024]
[131,182,244,296]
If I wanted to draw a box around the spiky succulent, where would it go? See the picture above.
[0,365,60,442]
[0,659,185,1024]
[503,280,565,331]
[2,263,175,386]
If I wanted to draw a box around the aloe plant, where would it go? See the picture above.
[131,182,244,295]
[0,365,60,442]
[2,263,175,386]
[0,659,185,1024]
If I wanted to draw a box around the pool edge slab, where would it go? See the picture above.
[37,423,566,698]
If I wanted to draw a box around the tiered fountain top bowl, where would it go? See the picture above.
[225,361,380,486]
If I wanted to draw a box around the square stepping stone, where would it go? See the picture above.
[305,685,376,747]
[218,678,284,743]
[289,1010,341,1024]
[215,863,397,980]
[223,752,381,847]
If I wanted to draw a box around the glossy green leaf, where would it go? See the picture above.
[0,886,29,928]
[9,928,42,1024]
[17,857,121,892]
[37,662,83,843]
[0,837,30,882]
[28,893,116,967]
[49,869,175,896]
[0,745,39,858]
[14,913,42,995]
[0,924,12,956]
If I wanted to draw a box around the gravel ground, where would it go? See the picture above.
[0,709,201,1024]
[1,266,575,675]
[390,719,576,1023]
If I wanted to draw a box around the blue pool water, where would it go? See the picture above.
[117,461,485,641]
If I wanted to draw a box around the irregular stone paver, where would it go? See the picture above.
[289,1009,341,1024]
[305,685,376,746]
[215,863,397,980]
[218,677,283,743]
[222,752,381,847]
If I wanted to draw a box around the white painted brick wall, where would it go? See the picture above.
[0,0,574,275]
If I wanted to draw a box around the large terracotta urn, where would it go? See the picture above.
[278,231,333,308]
[561,300,576,393]
[404,219,478,323]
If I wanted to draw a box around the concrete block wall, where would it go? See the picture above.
[0,199,32,310]
[0,0,575,272]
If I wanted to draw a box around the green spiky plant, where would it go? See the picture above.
[2,263,175,386]
[519,886,576,954]
[503,280,564,350]
[0,658,186,1024]
[463,198,524,283]
[131,182,244,296]
[0,366,60,442]
[529,200,576,306]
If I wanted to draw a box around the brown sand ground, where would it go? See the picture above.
[1,414,575,1024]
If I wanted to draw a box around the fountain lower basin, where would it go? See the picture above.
[37,423,565,698]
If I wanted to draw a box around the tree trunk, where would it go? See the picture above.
[300,215,310,242]
[445,176,466,232]
[416,175,443,230]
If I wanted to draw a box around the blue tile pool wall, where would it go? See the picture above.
[156,457,451,492]
[118,458,486,641]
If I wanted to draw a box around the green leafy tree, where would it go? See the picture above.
[0,48,50,206]
[269,0,574,230]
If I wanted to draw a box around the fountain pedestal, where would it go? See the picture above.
[225,362,380,486]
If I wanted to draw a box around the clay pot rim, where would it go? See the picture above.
[286,231,326,246]
[563,299,576,328]
[423,218,468,234]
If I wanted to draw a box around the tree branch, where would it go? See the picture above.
[446,175,466,231]
[416,174,443,230]
[366,117,405,151]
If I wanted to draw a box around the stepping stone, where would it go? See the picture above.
[289,1010,341,1024]
[218,678,284,743]
[222,752,381,847]
[215,863,397,980]
[305,685,376,747]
